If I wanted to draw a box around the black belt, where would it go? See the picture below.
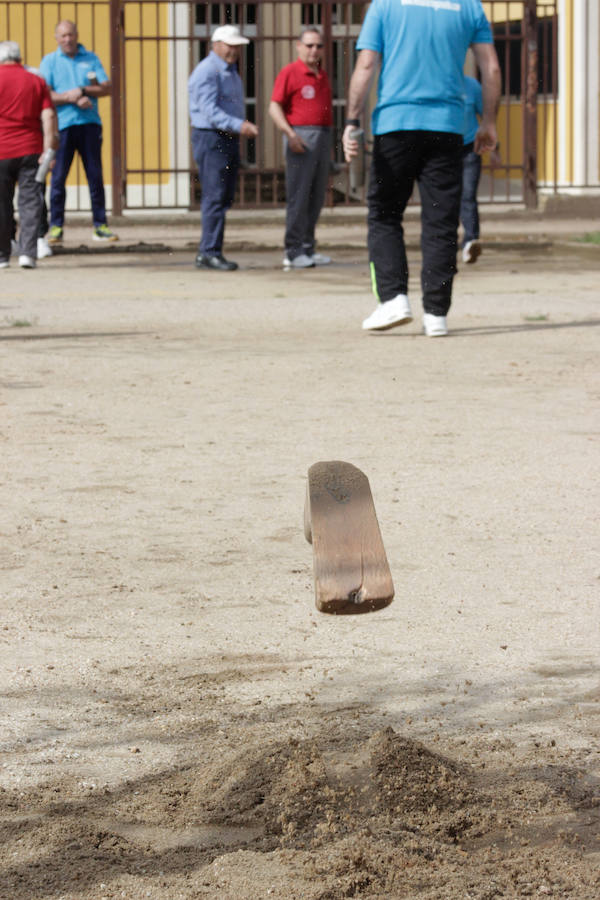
[193,127,237,137]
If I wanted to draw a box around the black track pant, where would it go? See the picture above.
[367,130,463,316]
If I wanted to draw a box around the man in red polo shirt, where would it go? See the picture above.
[0,41,57,269]
[269,27,333,269]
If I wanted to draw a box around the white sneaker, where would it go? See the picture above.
[462,240,481,264]
[362,294,413,332]
[0,260,9,269]
[18,255,36,269]
[283,253,315,269]
[310,253,332,266]
[37,237,53,259]
[423,313,448,337]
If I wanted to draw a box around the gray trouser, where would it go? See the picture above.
[0,154,42,260]
[284,126,331,260]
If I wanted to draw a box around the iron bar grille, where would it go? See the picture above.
[1,2,561,211]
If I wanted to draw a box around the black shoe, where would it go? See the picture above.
[195,253,238,271]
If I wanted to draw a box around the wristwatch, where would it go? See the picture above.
[345,118,360,127]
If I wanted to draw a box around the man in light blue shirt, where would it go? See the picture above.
[188,25,258,271]
[40,20,117,244]
[343,0,501,336]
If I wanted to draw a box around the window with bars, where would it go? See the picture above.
[301,2,367,26]
[302,4,322,25]
[493,13,557,98]
[194,3,257,26]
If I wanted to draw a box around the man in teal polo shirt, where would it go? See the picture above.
[343,0,500,336]
[40,20,118,244]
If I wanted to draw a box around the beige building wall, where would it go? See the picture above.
[1,1,114,210]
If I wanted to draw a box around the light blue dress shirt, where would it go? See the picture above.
[40,44,108,130]
[188,51,245,133]
[357,0,493,135]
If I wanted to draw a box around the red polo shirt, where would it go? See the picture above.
[271,59,332,127]
[0,64,53,159]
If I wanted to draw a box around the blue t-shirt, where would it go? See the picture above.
[463,75,482,144]
[40,44,108,130]
[356,0,493,135]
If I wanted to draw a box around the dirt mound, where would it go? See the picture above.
[185,726,483,850]
[105,726,484,851]
[2,724,598,898]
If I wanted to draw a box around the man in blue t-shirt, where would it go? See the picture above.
[343,0,500,336]
[40,20,117,244]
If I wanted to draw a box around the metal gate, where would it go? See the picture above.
[486,0,558,207]
[1,1,559,212]
[113,1,370,211]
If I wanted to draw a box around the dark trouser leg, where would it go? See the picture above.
[460,145,481,245]
[219,134,239,244]
[192,129,240,256]
[50,128,76,228]
[284,135,313,260]
[367,132,417,303]
[75,123,107,226]
[17,155,43,258]
[284,126,331,259]
[302,128,332,257]
[418,133,463,316]
[38,185,49,238]
[0,158,17,261]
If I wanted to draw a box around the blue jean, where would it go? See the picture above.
[460,144,481,245]
[192,128,240,256]
[50,123,107,227]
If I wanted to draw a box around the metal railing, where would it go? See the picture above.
[1,1,562,212]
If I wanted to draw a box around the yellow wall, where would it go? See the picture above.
[480,1,566,186]
[0,1,114,190]
[122,2,171,186]
[562,0,573,182]
[0,0,171,189]
[483,0,558,19]
[494,99,558,184]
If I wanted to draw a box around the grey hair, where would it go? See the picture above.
[0,40,21,63]
[299,26,322,41]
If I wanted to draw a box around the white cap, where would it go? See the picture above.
[211,24,250,46]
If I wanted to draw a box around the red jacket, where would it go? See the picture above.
[0,63,53,159]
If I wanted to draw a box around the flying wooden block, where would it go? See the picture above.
[304,460,394,615]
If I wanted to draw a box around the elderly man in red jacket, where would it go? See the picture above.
[0,40,57,269]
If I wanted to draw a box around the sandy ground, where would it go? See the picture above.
[1,221,599,899]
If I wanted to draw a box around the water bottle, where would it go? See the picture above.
[348,128,365,191]
[35,148,56,183]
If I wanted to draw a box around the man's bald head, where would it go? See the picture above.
[55,20,79,57]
